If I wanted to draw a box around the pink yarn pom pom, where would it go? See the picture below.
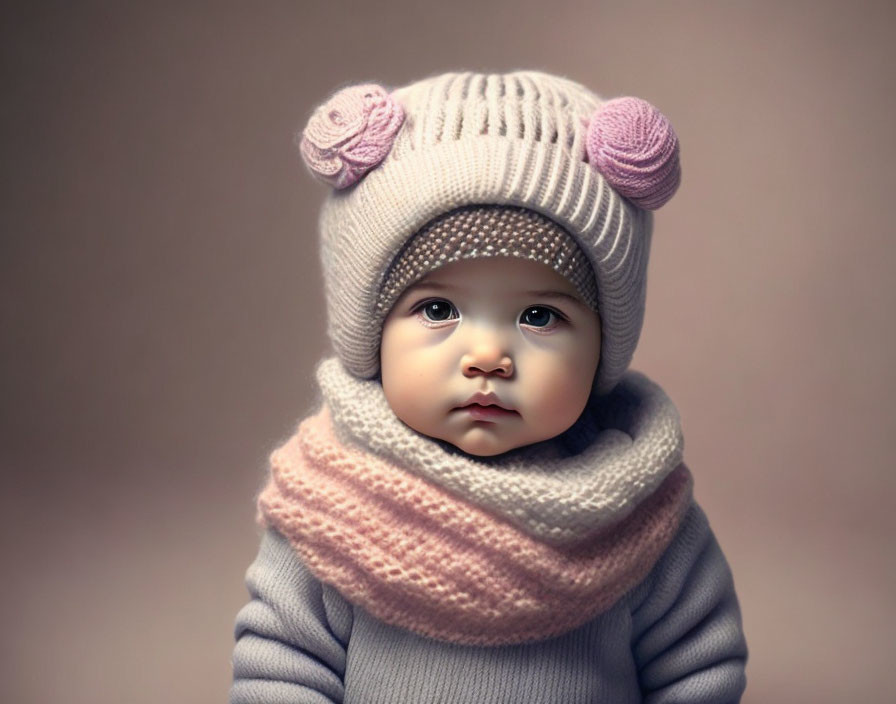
[299,84,405,189]
[585,97,681,210]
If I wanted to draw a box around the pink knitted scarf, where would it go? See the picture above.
[257,406,693,647]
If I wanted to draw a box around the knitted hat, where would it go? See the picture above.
[299,71,681,393]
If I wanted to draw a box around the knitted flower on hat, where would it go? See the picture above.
[299,84,405,189]
[585,96,680,210]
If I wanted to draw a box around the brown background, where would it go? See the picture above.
[2,1,894,702]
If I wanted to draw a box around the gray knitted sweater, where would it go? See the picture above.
[229,500,747,703]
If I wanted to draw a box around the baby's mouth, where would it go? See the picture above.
[458,391,515,412]
[456,402,520,421]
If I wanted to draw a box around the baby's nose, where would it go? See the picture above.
[461,343,514,378]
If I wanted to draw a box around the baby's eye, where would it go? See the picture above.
[417,299,459,323]
[520,306,562,328]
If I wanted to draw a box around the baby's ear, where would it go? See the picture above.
[584,97,681,210]
[297,83,405,189]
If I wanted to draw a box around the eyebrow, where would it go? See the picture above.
[408,282,455,291]
[523,290,587,307]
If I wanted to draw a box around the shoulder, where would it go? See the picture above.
[243,528,354,637]
[626,501,733,614]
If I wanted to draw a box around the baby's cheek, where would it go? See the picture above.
[539,363,592,416]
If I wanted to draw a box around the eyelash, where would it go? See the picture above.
[520,306,567,332]
[411,299,568,331]
[413,299,459,327]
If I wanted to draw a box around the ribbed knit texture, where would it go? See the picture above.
[317,356,685,544]
[257,405,693,645]
[584,96,681,210]
[314,71,654,393]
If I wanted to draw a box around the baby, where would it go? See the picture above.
[229,71,748,703]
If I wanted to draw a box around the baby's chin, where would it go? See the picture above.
[440,428,543,458]
[395,411,562,458]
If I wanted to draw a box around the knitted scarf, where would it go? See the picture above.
[257,358,693,646]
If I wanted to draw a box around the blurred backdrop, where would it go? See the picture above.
[2,1,894,702]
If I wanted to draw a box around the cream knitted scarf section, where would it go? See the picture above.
[257,358,693,646]
[318,357,686,543]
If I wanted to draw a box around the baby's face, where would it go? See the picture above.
[380,256,601,457]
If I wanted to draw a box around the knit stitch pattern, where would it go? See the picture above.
[317,356,685,544]
[585,96,681,210]
[376,205,600,318]
[299,84,404,189]
[257,406,693,646]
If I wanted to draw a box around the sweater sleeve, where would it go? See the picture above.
[630,502,748,704]
[229,528,354,704]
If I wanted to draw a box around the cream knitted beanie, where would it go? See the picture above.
[299,71,681,393]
